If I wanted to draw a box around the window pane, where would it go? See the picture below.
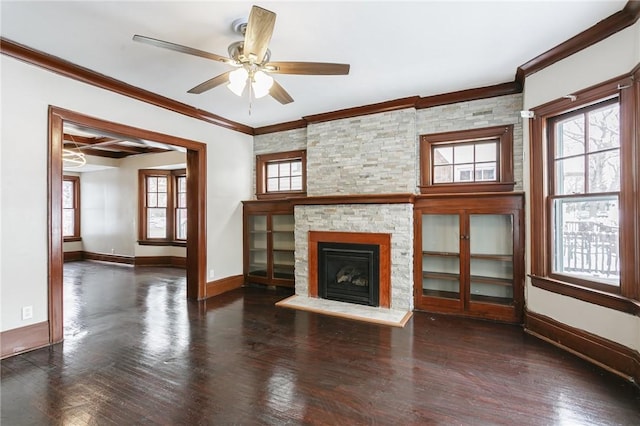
[267,177,279,191]
[454,165,473,182]
[147,208,166,239]
[178,193,187,208]
[588,150,620,193]
[157,193,168,208]
[291,175,302,191]
[267,163,279,178]
[433,165,453,183]
[157,177,167,192]
[279,177,291,191]
[147,177,157,192]
[147,193,157,207]
[62,181,74,208]
[475,142,496,162]
[556,116,585,158]
[555,157,584,195]
[552,196,619,286]
[63,209,74,237]
[279,162,291,176]
[176,209,187,240]
[178,176,187,193]
[290,160,302,176]
[475,163,496,181]
[588,103,619,152]
[433,147,453,165]
[454,145,473,164]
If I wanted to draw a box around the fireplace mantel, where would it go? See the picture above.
[308,231,391,308]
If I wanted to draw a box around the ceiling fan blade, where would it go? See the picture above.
[269,80,294,105]
[133,35,231,64]
[265,61,350,75]
[187,71,232,94]
[242,6,276,63]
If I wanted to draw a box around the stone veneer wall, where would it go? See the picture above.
[416,93,524,191]
[294,204,414,312]
[306,109,417,196]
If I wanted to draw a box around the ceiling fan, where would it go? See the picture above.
[133,5,350,105]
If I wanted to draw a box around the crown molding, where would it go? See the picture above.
[303,96,421,124]
[516,0,640,86]
[415,81,522,109]
[254,119,307,135]
[0,37,254,135]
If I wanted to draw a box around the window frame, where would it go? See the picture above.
[529,72,639,314]
[256,150,307,200]
[138,168,187,246]
[419,125,514,194]
[62,175,81,242]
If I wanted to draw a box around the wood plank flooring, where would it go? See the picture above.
[2,261,639,425]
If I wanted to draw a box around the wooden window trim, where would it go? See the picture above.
[529,71,639,314]
[63,175,81,242]
[256,150,307,200]
[138,168,186,246]
[419,125,514,194]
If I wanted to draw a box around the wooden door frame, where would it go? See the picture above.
[48,106,207,344]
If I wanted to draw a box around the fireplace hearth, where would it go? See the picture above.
[318,242,380,307]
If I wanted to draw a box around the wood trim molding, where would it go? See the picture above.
[254,120,307,135]
[1,37,253,135]
[415,82,522,109]
[525,310,640,384]
[303,97,421,124]
[206,274,244,298]
[1,322,49,359]
[84,251,135,265]
[64,251,84,262]
[308,231,391,308]
[291,193,415,206]
[516,1,640,85]
[135,256,187,268]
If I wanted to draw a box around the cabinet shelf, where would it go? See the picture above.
[423,271,460,281]
[470,275,512,286]
[470,253,512,261]
[423,289,460,299]
[423,251,460,257]
[249,247,267,251]
[273,247,295,252]
[273,229,294,233]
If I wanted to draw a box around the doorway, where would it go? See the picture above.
[48,106,207,344]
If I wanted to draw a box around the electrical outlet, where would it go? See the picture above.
[209,269,215,279]
[22,306,33,320]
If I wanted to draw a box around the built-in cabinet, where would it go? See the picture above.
[242,200,295,288]
[414,193,524,323]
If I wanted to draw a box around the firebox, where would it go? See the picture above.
[318,242,380,307]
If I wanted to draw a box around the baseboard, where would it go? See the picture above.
[84,251,135,265]
[525,310,640,384]
[134,256,186,268]
[1,321,49,359]
[206,274,244,298]
[64,250,84,262]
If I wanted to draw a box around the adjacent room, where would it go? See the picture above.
[1,1,639,424]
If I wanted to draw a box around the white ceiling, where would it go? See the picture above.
[1,1,627,128]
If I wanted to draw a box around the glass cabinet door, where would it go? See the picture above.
[422,214,460,300]
[271,214,295,280]
[469,214,514,305]
[248,215,268,277]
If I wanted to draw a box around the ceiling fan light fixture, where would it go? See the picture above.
[227,67,248,96]
[62,148,86,168]
[252,70,274,98]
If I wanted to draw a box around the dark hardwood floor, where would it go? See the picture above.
[2,261,639,425]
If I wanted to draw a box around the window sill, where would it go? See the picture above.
[256,191,307,200]
[530,274,640,316]
[63,237,82,242]
[419,182,515,194]
[138,240,186,247]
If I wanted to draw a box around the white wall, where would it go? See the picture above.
[522,22,640,352]
[0,55,252,332]
[80,151,187,257]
